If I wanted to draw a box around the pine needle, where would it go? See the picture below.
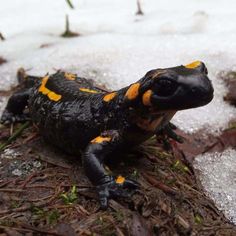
[0,121,30,152]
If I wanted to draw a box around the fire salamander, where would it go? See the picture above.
[0,61,214,209]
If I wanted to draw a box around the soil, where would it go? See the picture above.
[0,71,236,235]
[0,57,7,66]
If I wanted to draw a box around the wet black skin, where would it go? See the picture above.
[0,62,214,209]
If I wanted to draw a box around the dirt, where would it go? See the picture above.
[0,122,235,236]
[0,57,7,66]
[219,70,236,106]
[0,71,236,235]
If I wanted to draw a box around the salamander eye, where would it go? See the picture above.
[153,78,178,97]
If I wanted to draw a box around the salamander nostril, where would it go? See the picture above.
[202,66,208,75]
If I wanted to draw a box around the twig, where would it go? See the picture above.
[66,0,74,9]
[176,181,204,196]
[20,171,39,188]
[0,212,22,221]
[29,195,53,202]
[61,184,92,189]
[0,32,5,41]
[136,0,144,15]
[0,187,60,215]
[1,224,62,236]
[22,132,38,144]
[75,204,90,216]
[17,223,63,236]
[25,184,55,189]
[176,214,191,230]
[0,180,13,188]
[0,121,30,152]
[0,188,24,193]
[106,216,125,236]
[39,155,72,169]
[25,184,91,189]
[0,225,33,234]
[142,172,178,195]
[61,15,79,38]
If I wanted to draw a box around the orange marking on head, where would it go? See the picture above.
[79,88,100,94]
[125,83,140,100]
[103,92,117,102]
[142,90,152,106]
[184,61,201,69]
[91,136,111,144]
[115,175,125,184]
[65,72,76,80]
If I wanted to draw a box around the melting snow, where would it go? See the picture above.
[194,149,236,225]
[0,0,236,224]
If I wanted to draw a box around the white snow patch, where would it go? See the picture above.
[0,148,21,159]
[194,149,236,225]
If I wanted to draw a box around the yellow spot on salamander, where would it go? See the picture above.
[48,91,62,101]
[38,76,49,92]
[125,83,140,100]
[79,88,100,94]
[115,175,125,184]
[184,61,201,69]
[41,87,50,95]
[38,76,62,102]
[103,92,117,102]
[91,136,111,144]
[142,90,152,106]
[65,72,76,80]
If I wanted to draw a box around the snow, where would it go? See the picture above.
[0,0,236,224]
[194,149,236,225]
[0,148,42,177]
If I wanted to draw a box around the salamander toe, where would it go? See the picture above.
[97,176,140,210]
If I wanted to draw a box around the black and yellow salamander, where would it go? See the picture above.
[0,61,214,209]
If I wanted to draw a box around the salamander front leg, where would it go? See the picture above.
[156,122,184,143]
[82,130,139,209]
[0,89,31,124]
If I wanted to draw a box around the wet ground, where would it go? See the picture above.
[0,118,236,235]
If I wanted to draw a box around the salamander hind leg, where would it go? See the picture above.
[0,89,31,124]
[82,130,139,209]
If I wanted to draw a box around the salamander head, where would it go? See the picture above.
[137,61,214,110]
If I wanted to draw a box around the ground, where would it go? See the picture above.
[0,109,236,235]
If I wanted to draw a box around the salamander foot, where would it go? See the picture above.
[96,176,139,210]
[0,110,30,124]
